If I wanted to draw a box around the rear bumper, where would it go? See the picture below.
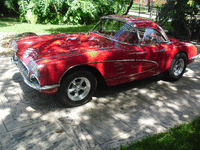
[189,54,200,60]
[188,54,199,64]
[11,55,59,94]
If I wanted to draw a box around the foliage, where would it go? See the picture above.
[156,0,199,39]
[0,0,7,16]
[4,0,20,16]
[123,0,134,15]
[4,0,131,25]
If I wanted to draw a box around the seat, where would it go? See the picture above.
[116,31,138,44]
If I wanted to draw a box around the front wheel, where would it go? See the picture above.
[57,71,97,107]
[164,53,187,81]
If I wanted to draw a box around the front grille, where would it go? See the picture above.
[17,59,29,79]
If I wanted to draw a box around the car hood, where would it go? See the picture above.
[16,32,115,61]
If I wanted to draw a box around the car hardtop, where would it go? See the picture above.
[101,15,163,32]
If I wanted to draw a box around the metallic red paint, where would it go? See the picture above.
[13,15,198,94]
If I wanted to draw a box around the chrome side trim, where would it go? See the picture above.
[59,59,158,84]
[106,65,159,81]
[189,54,200,60]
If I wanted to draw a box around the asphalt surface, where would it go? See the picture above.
[0,35,200,149]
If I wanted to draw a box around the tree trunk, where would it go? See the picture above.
[148,0,151,12]
[148,0,155,12]
[123,0,134,15]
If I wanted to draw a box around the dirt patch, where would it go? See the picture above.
[0,32,37,57]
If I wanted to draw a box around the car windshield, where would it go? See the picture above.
[92,18,138,44]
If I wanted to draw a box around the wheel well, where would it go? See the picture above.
[59,65,107,86]
[176,51,188,63]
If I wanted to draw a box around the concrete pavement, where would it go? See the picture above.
[0,43,200,149]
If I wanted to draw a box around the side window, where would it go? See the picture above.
[143,28,156,44]
[138,28,145,39]
[101,19,124,36]
[139,28,166,44]
[155,30,166,43]
[115,25,138,44]
[101,19,113,33]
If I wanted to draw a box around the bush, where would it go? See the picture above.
[4,0,130,25]
[17,0,69,24]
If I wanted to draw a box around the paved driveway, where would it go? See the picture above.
[0,44,200,150]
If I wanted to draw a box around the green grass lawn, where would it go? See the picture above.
[0,17,172,34]
[0,17,95,34]
[119,117,200,150]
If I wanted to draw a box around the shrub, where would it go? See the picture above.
[17,0,69,24]
[5,0,130,25]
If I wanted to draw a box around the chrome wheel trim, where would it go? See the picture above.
[173,58,185,77]
[67,77,91,101]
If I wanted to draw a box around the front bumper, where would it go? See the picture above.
[12,55,60,94]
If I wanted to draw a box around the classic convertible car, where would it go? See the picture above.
[12,15,198,106]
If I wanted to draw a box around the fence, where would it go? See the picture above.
[134,0,167,6]
[130,0,167,20]
[130,0,200,20]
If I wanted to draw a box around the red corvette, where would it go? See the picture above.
[12,15,198,106]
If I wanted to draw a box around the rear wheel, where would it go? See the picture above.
[164,53,187,81]
[57,71,97,107]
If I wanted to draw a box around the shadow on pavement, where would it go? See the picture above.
[0,44,199,149]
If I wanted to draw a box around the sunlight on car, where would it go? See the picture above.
[12,15,198,107]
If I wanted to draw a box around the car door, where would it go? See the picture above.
[133,28,168,79]
[91,19,142,85]
[105,26,145,85]
[105,27,169,86]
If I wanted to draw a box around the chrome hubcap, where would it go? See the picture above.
[67,77,91,101]
[173,58,185,76]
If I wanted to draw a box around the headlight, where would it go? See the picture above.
[30,60,40,76]
[12,40,18,52]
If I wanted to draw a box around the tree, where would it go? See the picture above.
[1,0,19,17]
[123,0,134,15]
[148,0,155,12]
[157,0,199,40]
[0,0,7,16]
[4,0,20,15]
[196,0,200,4]
[4,0,134,24]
